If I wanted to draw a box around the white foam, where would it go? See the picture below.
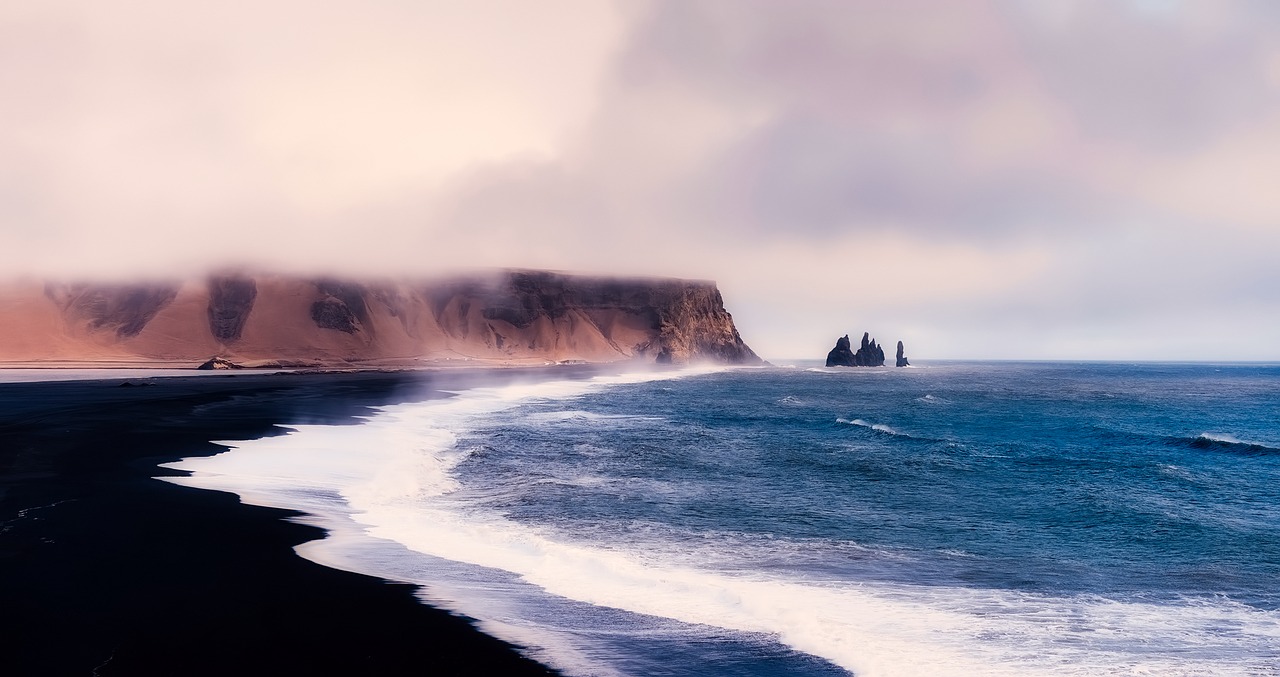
[351,501,1280,675]
[1199,432,1248,445]
[162,367,1280,676]
[1196,432,1280,451]
[1195,433,1280,455]
[837,418,902,436]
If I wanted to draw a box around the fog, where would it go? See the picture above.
[4,0,1279,359]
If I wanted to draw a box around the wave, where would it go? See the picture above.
[522,410,665,426]
[834,419,958,449]
[1095,425,1280,457]
[804,367,890,375]
[836,417,903,436]
[1181,433,1280,454]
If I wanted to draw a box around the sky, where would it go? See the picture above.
[3,0,1280,360]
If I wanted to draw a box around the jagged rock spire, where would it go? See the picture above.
[826,331,886,367]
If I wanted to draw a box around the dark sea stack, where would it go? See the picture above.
[896,340,910,367]
[826,335,856,367]
[826,331,887,367]
[854,332,886,366]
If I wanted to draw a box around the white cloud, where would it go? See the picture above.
[3,0,1279,358]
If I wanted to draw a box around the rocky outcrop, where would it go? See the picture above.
[310,296,361,333]
[825,332,886,367]
[826,335,856,367]
[196,357,244,370]
[856,332,886,366]
[44,282,180,339]
[207,275,257,341]
[311,279,370,334]
[0,271,761,367]
[896,340,910,367]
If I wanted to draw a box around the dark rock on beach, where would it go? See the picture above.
[196,357,244,370]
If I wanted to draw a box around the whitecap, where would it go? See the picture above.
[1195,432,1280,452]
[836,418,902,436]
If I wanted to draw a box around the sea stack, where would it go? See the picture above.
[825,332,886,367]
[826,335,856,367]
[896,341,910,367]
[855,332,886,366]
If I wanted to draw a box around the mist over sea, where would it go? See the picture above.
[167,362,1280,676]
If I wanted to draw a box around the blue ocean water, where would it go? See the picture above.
[167,362,1280,676]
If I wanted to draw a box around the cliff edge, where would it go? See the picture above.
[0,270,762,368]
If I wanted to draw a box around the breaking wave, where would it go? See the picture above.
[1182,433,1280,455]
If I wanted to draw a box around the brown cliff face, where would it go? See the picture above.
[0,271,761,367]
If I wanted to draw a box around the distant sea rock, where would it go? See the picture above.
[896,341,910,367]
[826,335,856,367]
[826,332,886,367]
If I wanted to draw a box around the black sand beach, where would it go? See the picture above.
[0,368,598,676]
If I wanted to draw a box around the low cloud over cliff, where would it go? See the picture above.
[4,1,1279,359]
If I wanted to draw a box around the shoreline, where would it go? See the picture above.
[0,357,619,371]
[0,367,607,675]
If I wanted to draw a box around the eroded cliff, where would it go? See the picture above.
[0,271,761,367]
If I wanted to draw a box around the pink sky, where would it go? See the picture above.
[3,0,1279,359]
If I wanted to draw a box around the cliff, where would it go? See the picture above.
[0,271,761,368]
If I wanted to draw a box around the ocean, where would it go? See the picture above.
[165,362,1280,676]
